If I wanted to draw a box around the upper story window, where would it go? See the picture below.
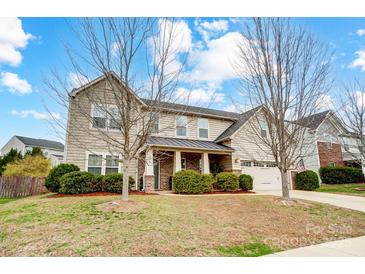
[92,105,107,129]
[325,134,332,149]
[91,104,121,130]
[108,106,122,130]
[259,120,268,138]
[176,115,187,137]
[198,118,209,138]
[150,112,159,134]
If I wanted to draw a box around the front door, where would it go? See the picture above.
[153,160,160,190]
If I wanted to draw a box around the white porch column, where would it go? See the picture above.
[202,152,210,174]
[174,150,181,174]
[145,148,154,176]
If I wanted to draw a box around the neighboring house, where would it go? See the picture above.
[293,110,361,183]
[65,73,284,191]
[0,135,65,166]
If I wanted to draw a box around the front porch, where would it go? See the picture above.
[138,137,234,192]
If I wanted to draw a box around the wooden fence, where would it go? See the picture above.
[0,176,47,198]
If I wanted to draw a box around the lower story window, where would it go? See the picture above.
[105,155,119,174]
[328,161,335,167]
[266,162,277,167]
[88,154,102,174]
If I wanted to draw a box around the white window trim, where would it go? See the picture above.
[259,120,268,138]
[175,115,188,137]
[150,112,160,135]
[85,151,122,175]
[197,118,209,139]
[90,104,121,132]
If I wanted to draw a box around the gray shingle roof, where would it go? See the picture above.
[15,136,64,151]
[147,136,234,152]
[215,106,263,142]
[142,99,239,120]
[292,110,330,130]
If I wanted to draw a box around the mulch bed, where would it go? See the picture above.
[47,191,158,198]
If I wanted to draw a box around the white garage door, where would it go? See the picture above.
[241,161,282,190]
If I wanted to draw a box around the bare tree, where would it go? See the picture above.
[336,79,365,174]
[45,18,190,201]
[234,18,332,199]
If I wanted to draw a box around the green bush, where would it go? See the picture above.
[173,170,213,194]
[295,170,320,190]
[0,148,22,176]
[95,174,104,192]
[59,171,97,194]
[45,163,80,192]
[216,172,239,191]
[102,173,135,193]
[239,174,253,191]
[4,155,51,177]
[319,166,364,184]
[199,174,215,193]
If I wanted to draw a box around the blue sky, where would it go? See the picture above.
[1,17,365,149]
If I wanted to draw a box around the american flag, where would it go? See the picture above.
[297,159,306,171]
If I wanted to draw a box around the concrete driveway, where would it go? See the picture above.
[267,235,365,257]
[256,190,365,212]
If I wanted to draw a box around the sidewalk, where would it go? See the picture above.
[267,236,365,256]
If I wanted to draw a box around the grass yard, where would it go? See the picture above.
[0,198,17,205]
[316,183,365,197]
[0,194,365,256]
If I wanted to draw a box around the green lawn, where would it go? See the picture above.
[0,194,365,256]
[0,198,17,205]
[316,183,365,197]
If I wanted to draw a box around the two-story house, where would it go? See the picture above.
[1,135,64,166]
[293,110,361,180]
[64,73,283,191]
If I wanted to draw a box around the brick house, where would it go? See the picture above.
[293,110,361,179]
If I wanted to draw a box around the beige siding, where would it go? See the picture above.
[154,113,233,141]
[0,136,25,155]
[229,110,274,171]
[65,80,138,179]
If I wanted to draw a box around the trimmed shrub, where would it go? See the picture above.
[295,170,320,190]
[216,172,239,191]
[95,174,104,192]
[59,171,97,194]
[199,174,215,193]
[239,174,253,191]
[45,163,80,192]
[319,166,364,184]
[3,155,51,177]
[102,173,136,193]
[173,169,213,194]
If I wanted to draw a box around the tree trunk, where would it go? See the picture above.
[122,160,130,201]
[280,170,290,199]
[361,158,365,177]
